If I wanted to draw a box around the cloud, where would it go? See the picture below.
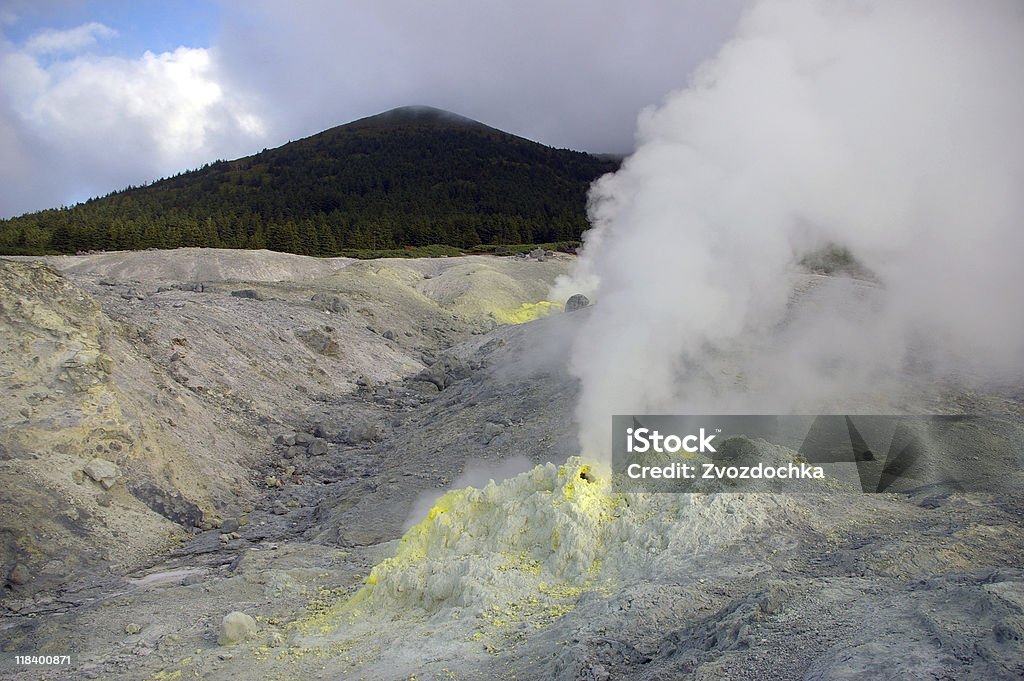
[214,0,745,154]
[24,21,116,55]
[0,27,266,217]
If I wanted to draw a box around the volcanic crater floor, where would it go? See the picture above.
[1,249,1022,681]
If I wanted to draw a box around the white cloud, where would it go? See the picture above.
[24,21,117,55]
[0,30,267,217]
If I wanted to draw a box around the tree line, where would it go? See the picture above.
[0,114,619,256]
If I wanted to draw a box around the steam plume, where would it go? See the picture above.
[554,0,1024,460]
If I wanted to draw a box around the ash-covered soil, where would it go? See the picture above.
[1,248,1022,681]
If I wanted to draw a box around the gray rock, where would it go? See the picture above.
[308,439,329,456]
[345,419,381,444]
[220,518,240,534]
[83,459,119,489]
[294,432,315,445]
[415,362,447,390]
[124,623,143,635]
[275,431,298,447]
[8,563,30,586]
[565,293,590,312]
[284,445,305,459]
[382,330,397,341]
[218,611,257,646]
[414,356,470,390]
[174,282,205,293]
[295,328,340,357]
[310,292,350,314]
[230,289,264,300]
[408,380,440,396]
[482,421,505,445]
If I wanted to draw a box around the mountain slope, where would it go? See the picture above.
[0,106,619,256]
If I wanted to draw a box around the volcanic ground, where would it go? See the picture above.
[1,248,1022,680]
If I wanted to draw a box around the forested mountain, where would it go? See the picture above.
[0,106,619,256]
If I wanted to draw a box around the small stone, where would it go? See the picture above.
[285,499,300,509]
[294,432,315,445]
[8,563,30,586]
[266,631,285,647]
[308,439,328,456]
[237,515,248,527]
[275,431,298,447]
[72,469,85,484]
[220,518,240,534]
[284,445,305,459]
[124,623,142,635]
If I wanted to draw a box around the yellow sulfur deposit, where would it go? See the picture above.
[322,457,622,630]
[292,455,794,663]
[489,300,561,325]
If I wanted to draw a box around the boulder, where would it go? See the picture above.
[83,459,119,489]
[230,289,265,300]
[565,293,590,312]
[218,611,257,646]
[344,418,381,444]
[414,356,470,390]
[275,431,298,447]
[308,439,329,456]
[295,328,340,357]
[481,422,505,445]
[310,292,350,314]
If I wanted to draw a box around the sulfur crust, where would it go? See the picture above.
[489,300,561,325]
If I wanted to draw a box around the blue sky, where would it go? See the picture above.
[2,1,219,58]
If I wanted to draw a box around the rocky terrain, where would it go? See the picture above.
[1,248,1022,680]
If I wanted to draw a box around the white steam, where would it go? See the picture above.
[553,0,1024,460]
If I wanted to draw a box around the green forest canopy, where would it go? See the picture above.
[0,106,620,257]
